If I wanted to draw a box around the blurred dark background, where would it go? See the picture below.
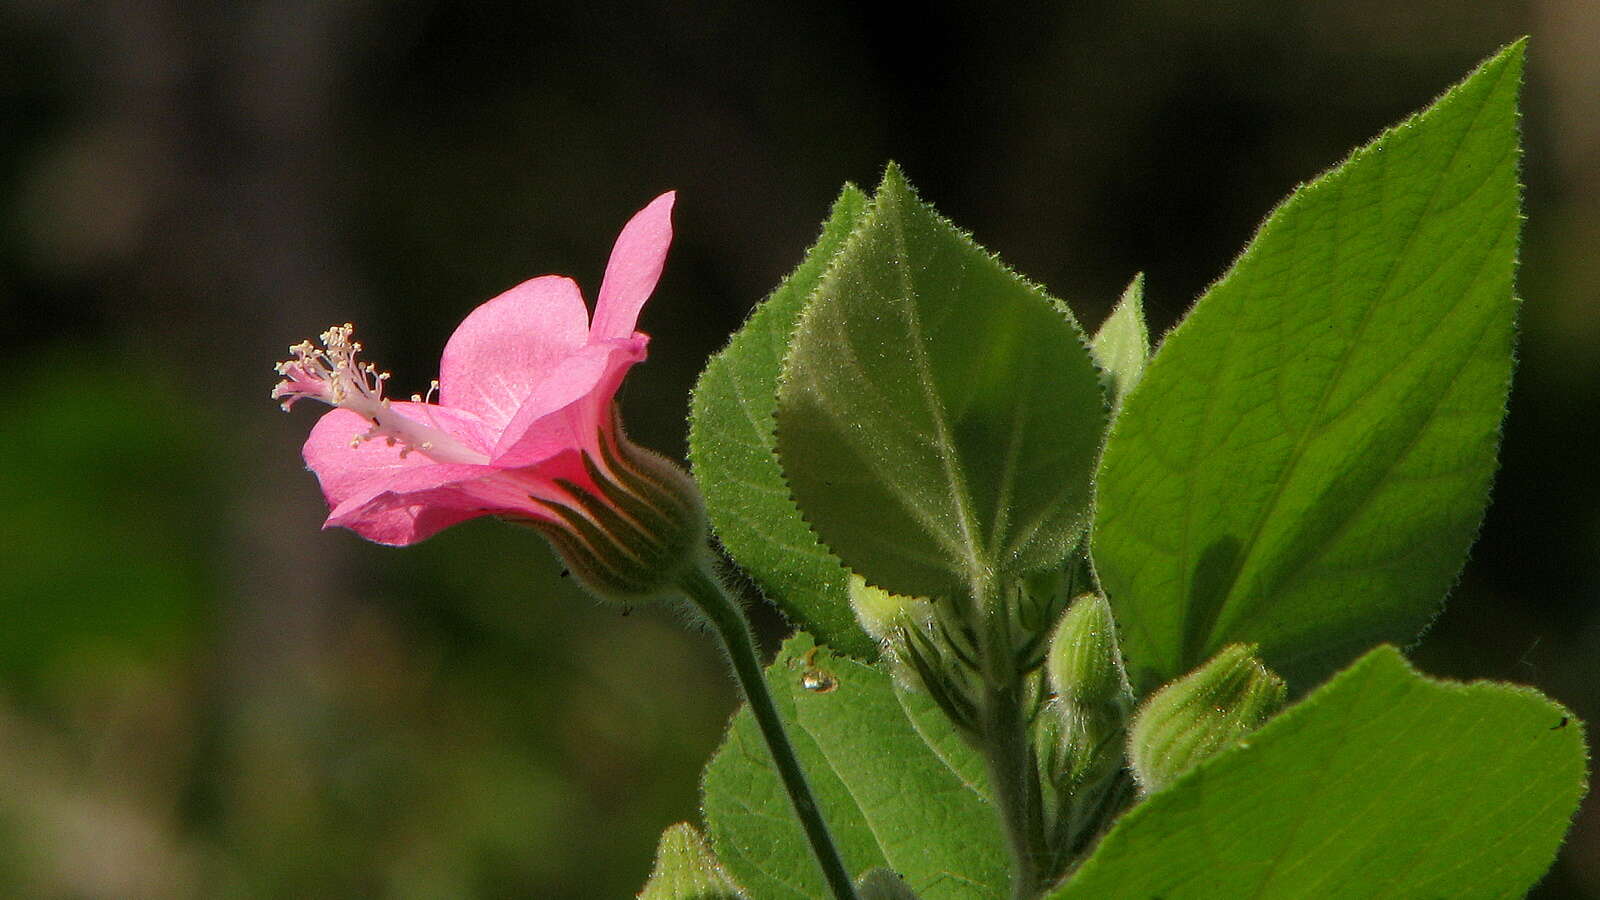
[1,1,1594,896]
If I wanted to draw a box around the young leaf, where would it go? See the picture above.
[701,633,1008,900]
[776,167,1107,598]
[1050,646,1587,899]
[1090,273,1149,405]
[689,186,877,657]
[1093,42,1527,688]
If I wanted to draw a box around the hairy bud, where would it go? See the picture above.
[1045,594,1132,786]
[1127,643,1286,793]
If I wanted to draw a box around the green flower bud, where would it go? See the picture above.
[855,867,921,900]
[1045,594,1132,786]
[637,823,746,900]
[1047,594,1129,705]
[848,574,923,644]
[1127,643,1287,794]
[527,426,708,605]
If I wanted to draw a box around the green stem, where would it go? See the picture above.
[974,581,1052,900]
[979,678,1051,900]
[678,564,860,900]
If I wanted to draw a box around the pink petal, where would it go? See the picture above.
[326,458,586,546]
[438,275,591,433]
[303,403,494,510]
[327,503,482,546]
[491,336,648,466]
[590,192,675,342]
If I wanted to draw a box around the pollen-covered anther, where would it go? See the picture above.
[409,379,441,404]
[271,322,387,413]
[275,323,488,466]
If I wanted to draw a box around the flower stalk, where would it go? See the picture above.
[676,564,860,900]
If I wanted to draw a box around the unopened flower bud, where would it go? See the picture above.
[848,574,934,691]
[1127,643,1286,794]
[637,823,746,900]
[1045,594,1132,785]
[855,867,921,900]
[848,574,924,644]
[1047,594,1129,706]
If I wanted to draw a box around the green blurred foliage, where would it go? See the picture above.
[0,348,211,686]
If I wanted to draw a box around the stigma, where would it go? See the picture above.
[272,324,489,465]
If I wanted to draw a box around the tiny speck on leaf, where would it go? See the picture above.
[1552,717,1568,730]
[801,668,839,693]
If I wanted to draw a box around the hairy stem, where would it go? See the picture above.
[678,563,860,900]
[973,579,1052,900]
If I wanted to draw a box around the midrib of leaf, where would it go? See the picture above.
[803,299,968,566]
[1180,62,1512,664]
[989,352,1032,565]
[1221,182,1514,653]
[885,206,992,588]
[1249,224,1510,651]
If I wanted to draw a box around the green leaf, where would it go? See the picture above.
[1093,42,1527,688]
[701,633,1008,900]
[639,823,747,900]
[689,186,877,657]
[776,167,1107,598]
[1051,645,1587,899]
[1090,273,1149,405]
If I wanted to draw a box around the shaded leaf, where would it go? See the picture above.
[777,167,1106,598]
[689,187,877,656]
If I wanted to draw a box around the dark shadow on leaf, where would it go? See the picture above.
[1182,536,1242,671]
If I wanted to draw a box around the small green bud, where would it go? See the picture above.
[1045,594,1132,786]
[848,575,944,698]
[1047,594,1129,705]
[637,822,746,900]
[1127,643,1287,794]
[848,574,923,644]
[855,867,921,900]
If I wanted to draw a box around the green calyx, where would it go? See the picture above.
[1127,643,1287,794]
[527,426,707,604]
[638,822,746,900]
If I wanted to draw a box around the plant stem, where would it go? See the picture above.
[973,580,1052,900]
[678,563,860,900]
[979,676,1052,900]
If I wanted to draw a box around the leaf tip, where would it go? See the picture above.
[875,161,918,205]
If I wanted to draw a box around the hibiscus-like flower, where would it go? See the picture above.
[272,192,703,600]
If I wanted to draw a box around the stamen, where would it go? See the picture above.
[272,323,489,466]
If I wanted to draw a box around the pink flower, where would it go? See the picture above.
[272,193,694,565]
